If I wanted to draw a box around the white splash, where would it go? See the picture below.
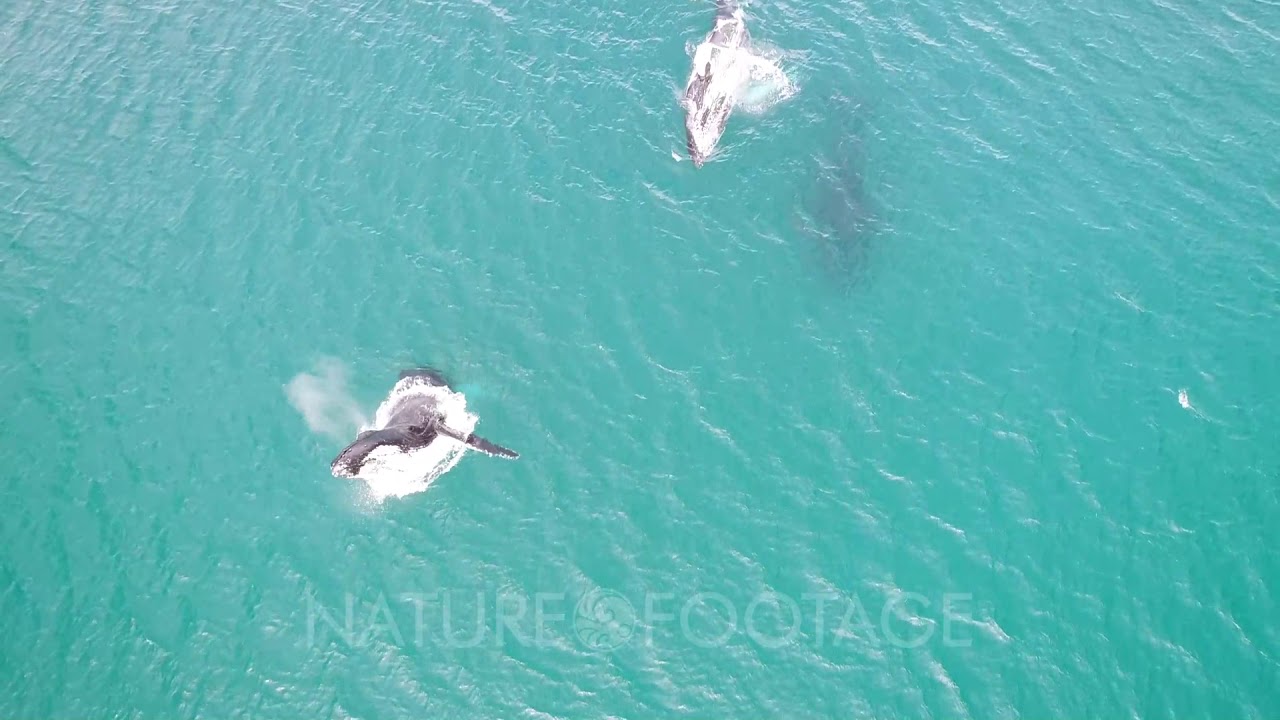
[730,47,795,114]
[683,36,795,112]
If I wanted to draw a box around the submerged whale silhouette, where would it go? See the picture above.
[799,98,879,285]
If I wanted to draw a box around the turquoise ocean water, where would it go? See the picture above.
[3,0,1279,716]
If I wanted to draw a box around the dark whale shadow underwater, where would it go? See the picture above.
[794,97,881,291]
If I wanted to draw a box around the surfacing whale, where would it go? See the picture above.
[682,0,752,167]
[330,368,518,479]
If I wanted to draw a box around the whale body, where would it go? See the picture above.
[330,368,518,480]
[683,0,752,167]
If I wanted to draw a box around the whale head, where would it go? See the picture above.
[686,129,707,168]
[330,421,440,478]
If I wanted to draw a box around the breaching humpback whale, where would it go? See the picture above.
[682,0,752,167]
[330,368,518,479]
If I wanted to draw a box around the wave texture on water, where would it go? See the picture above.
[1,0,1278,717]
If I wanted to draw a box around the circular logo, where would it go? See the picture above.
[573,588,637,652]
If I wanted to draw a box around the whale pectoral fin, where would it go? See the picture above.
[399,367,451,387]
[464,435,520,460]
[437,425,520,460]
